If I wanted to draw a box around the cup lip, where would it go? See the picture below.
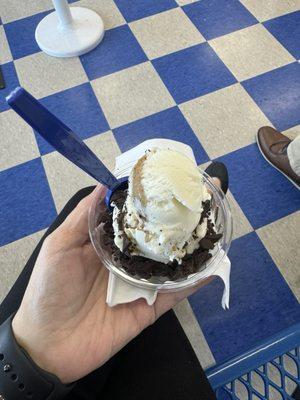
[88,168,233,292]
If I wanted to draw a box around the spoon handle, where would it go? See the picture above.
[6,87,118,189]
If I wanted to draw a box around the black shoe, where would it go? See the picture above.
[205,162,229,194]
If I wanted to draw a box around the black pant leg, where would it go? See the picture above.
[0,186,216,400]
[67,309,216,400]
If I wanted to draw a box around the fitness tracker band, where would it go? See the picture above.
[0,315,74,399]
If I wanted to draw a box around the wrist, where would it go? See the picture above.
[12,312,67,384]
[0,315,74,400]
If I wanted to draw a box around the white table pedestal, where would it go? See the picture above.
[35,0,104,58]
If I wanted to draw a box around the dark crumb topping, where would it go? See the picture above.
[99,190,222,281]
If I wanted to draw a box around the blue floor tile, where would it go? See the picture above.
[189,232,300,362]
[0,62,19,112]
[114,0,177,22]
[0,158,57,246]
[216,143,300,229]
[4,11,51,60]
[183,0,257,40]
[152,43,236,104]
[80,25,147,80]
[113,106,209,165]
[264,11,300,60]
[34,83,109,155]
[242,62,300,132]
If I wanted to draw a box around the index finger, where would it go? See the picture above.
[54,185,105,247]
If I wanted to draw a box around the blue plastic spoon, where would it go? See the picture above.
[6,87,128,208]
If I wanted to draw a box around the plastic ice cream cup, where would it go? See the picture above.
[89,166,233,293]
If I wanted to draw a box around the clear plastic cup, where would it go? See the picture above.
[89,167,233,293]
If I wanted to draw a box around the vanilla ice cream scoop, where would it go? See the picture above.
[112,148,211,264]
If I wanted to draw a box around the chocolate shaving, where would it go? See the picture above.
[200,200,211,224]
[199,238,215,250]
[110,190,127,209]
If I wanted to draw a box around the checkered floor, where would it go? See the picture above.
[1,0,299,369]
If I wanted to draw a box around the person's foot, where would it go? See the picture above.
[256,126,300,188]
[205,162,229,194]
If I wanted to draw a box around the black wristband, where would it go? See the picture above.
[0,315,74,400]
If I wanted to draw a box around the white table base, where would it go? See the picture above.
[35,6,104,58]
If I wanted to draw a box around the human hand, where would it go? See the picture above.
[12,186,212,384]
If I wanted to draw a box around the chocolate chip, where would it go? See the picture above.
[139,213,146,221]
[183,252,193,260]
[103,223,112,234]
[200,238,214,250]
[200,200,211,223]
[110,190,127,209]
[207,233,223,243]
